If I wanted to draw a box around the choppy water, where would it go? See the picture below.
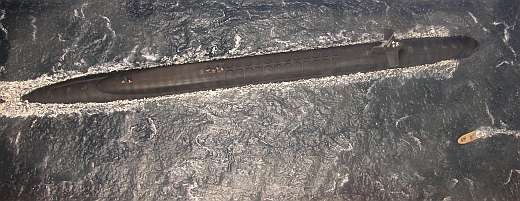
[0,0,519,200]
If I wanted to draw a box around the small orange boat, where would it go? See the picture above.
[457,130,479,145]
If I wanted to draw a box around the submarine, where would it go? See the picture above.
[22,32,479,104]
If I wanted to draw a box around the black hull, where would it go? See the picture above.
[22,36,478,104]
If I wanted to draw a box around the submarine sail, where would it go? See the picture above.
[22,35,478,104]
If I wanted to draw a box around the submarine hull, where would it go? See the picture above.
[22,36,478,104]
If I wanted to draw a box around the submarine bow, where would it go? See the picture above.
[22,35,478,104]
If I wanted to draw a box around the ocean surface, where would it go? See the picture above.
[0,0,519,200]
